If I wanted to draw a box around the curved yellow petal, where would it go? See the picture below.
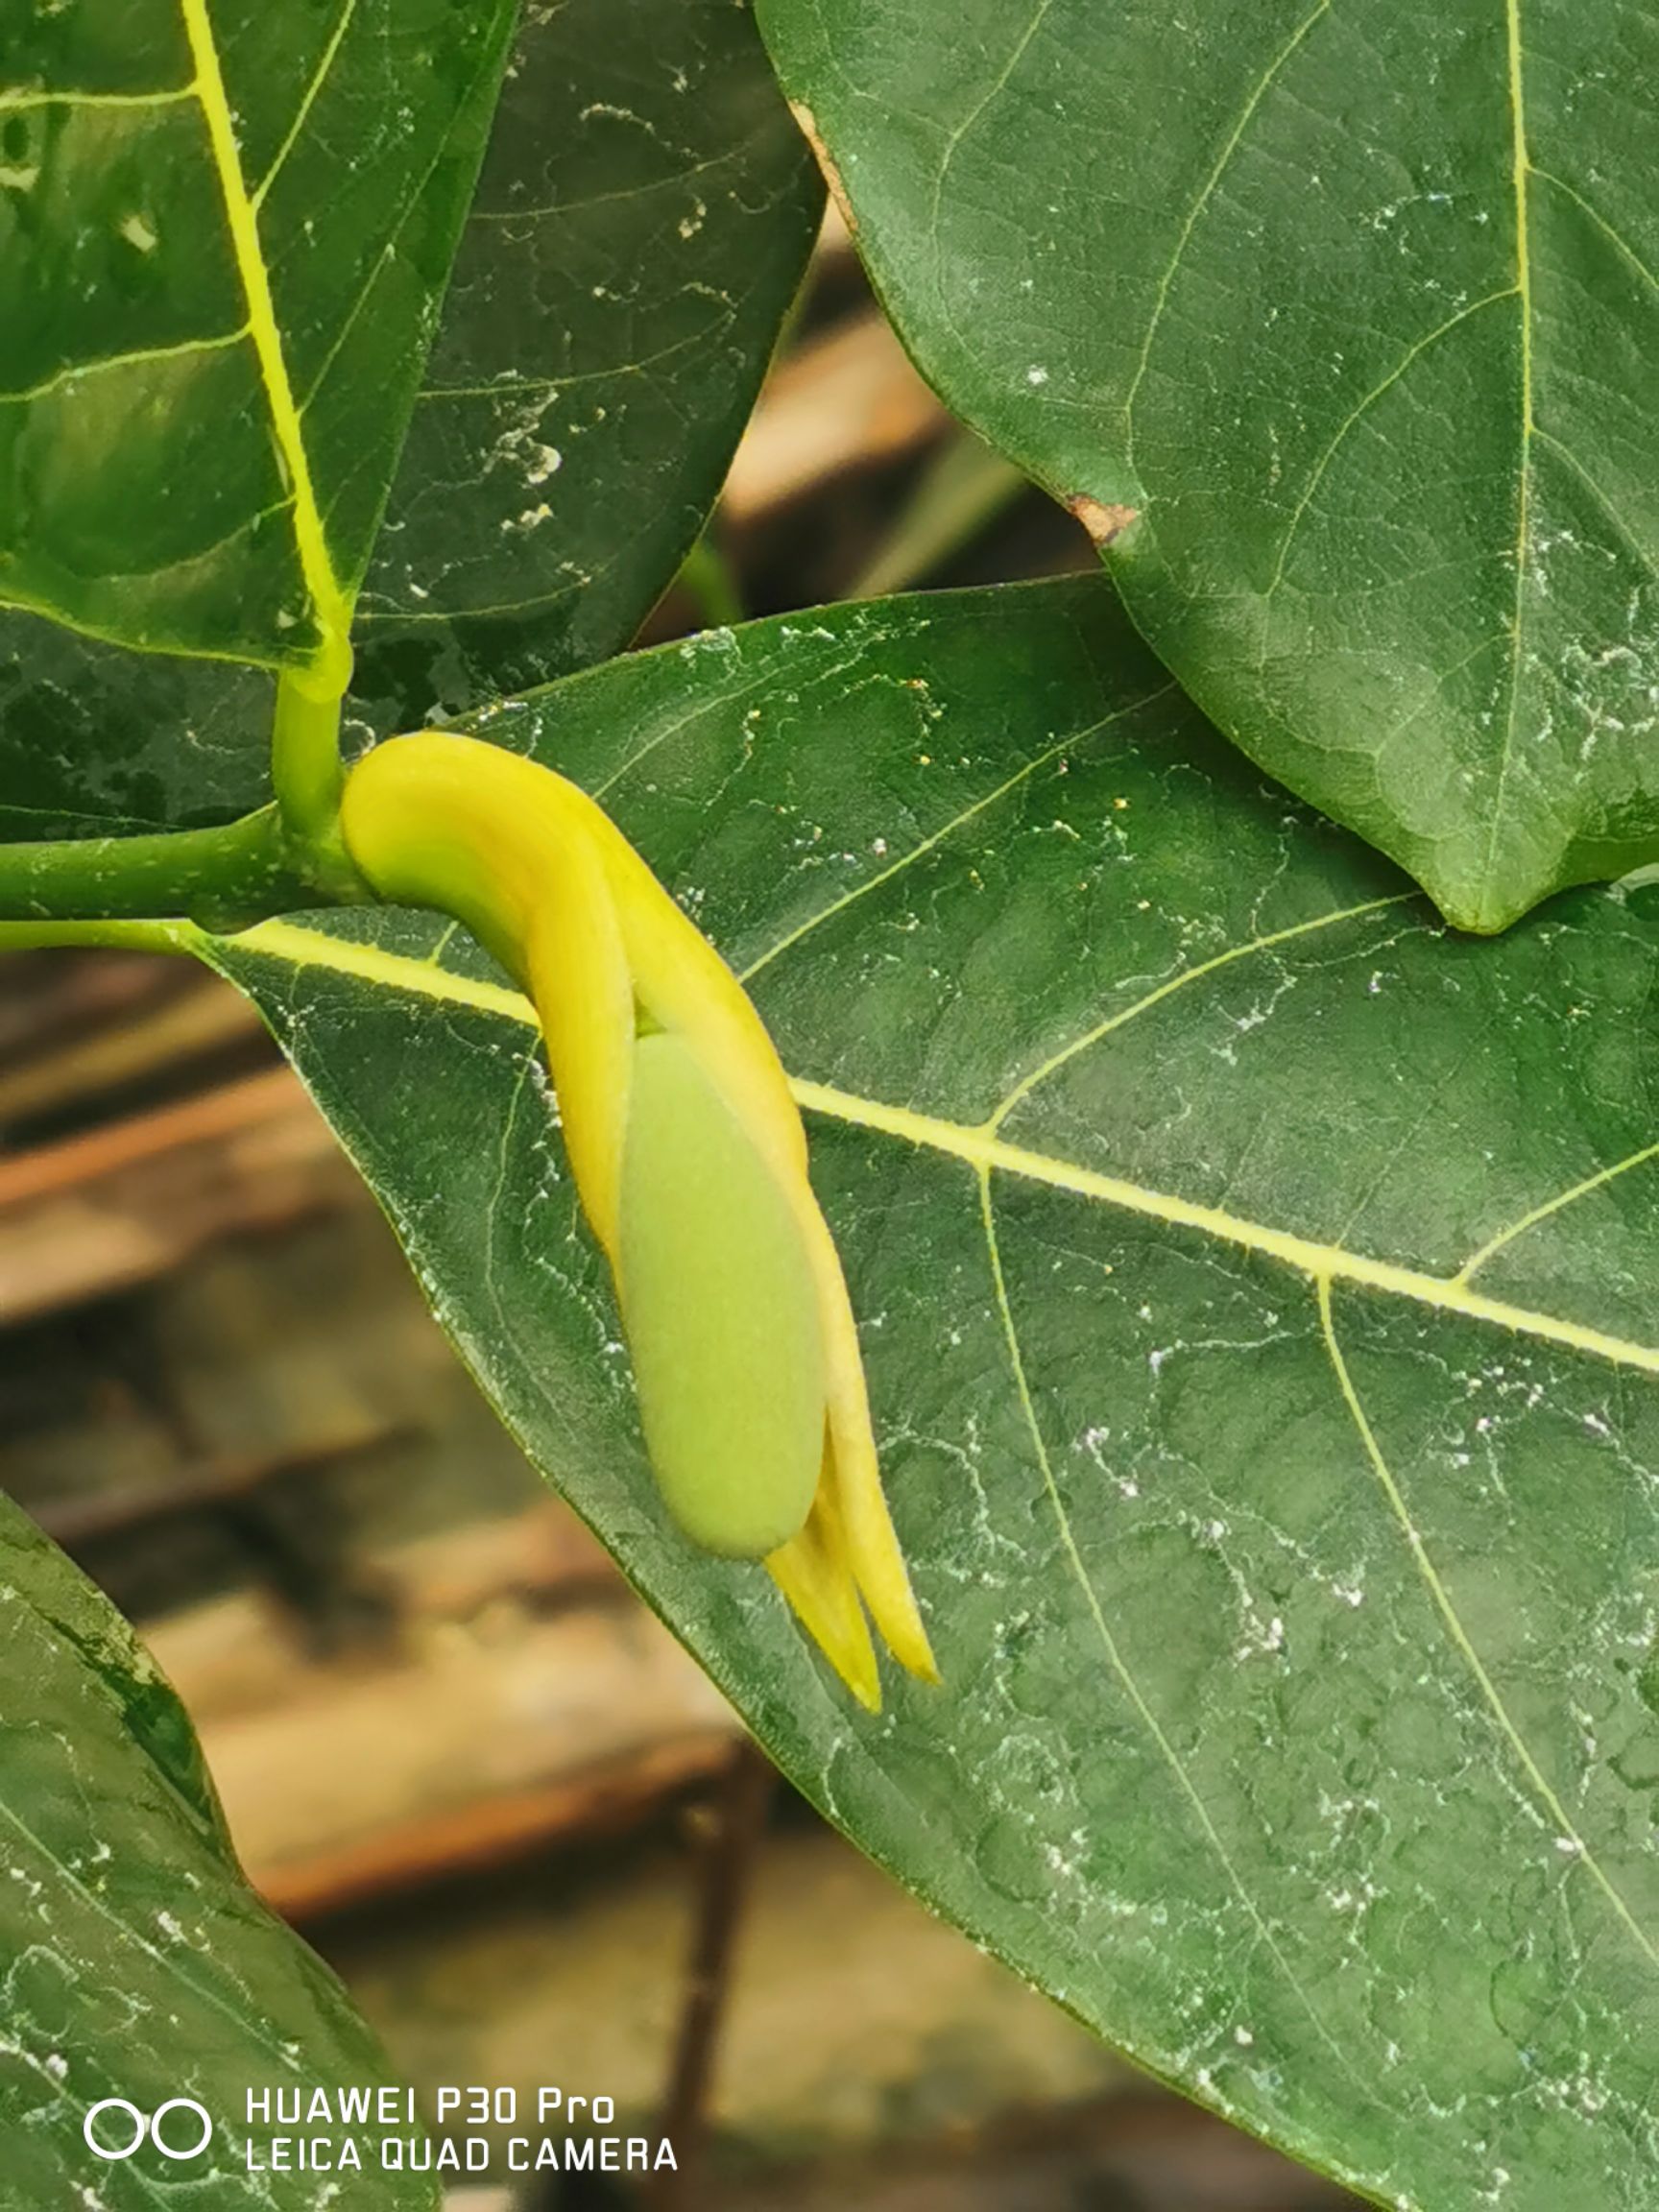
[522,878,633,1263]
[796,1204,938,1683]
[578,802,809,1192]
[766,1474,880,1712]
[341,730,938,1703]
[342,733,635,1256]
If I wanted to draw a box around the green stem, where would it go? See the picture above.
[0,805,359,935]
[272,668,347,843]
[0,918,202,957]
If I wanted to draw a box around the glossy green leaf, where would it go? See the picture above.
[0,0,819,839]
[349,0,823,732]
[204,580,1659,2208]
[0,1491,433,2208]
[754,1,1659,932]
[0,0,516,679]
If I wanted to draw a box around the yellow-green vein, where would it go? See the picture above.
[1262,291,1518,604]
[0,327,249,410]
[741,685,1179,985]
[990,893,1411,1131]
[222,920,1659,1382]
[1455,1138,1659,1285]
[980,1172,1380,2100]
[252,0,359,210]
[1318,1276,1658,1969]
[0,84,197,112]
[1475,0,1537,926]
[1122,0,1332,457]
[180,0,351,690]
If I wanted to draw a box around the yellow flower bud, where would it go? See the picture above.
[339,732,938,1708]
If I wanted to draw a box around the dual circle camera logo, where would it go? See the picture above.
[84,2098,213,2162]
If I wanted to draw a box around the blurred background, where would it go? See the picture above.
[0,217,1363,2212]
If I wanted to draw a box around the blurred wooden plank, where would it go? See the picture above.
[0,976,263,1126]
[0,1067,355,1323]
[142,1501,736,1919]
[377,1497,616,1620]
[31,1422,404,1549]
[0,949,179,1060]
[192,1599,736,1921]
[260,1732,733,1924]
[723,309,945,523]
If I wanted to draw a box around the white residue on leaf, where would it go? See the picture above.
[119,211,157,252]
[1235,1612,1286,1661]
[488,391,565,493]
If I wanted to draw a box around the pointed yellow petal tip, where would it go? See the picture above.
[766,1448,936,1706]
[765,1523,881,1712]
[342,731,937,1710]
[897,1624,942,1689]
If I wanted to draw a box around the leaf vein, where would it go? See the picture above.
[217,921,1659,1382]
[0,84,196,113]
[741,683,1180,984]
[980,1173,1383,2095]
[1122,0,1333,459]
[1473,0,1536,928]
[1455,1137,1659,1284]
[252,0,360,211]
[180,0,350,683]
[1262,289,1519,606]
[990,893,1411,1132]
[1529,166,1659,301]
[1318,1277,1659,1970]
[0,326,250,408]
[1532,425,1655,571]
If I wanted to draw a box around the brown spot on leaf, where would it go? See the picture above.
[790,101,857,237]
[1068,496,1140,549]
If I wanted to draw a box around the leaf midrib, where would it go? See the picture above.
[211,903,1659,2033]
[215,918,1659,1383]
[178,0,350,684]
[1474,0,1537,926]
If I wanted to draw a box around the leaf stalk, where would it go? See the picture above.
[0,802,367,938]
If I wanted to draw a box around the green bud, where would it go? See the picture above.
[618,1030,826,1558]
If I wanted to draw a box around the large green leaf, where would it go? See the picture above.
[0,1491,433,2208]
[0,0,818,839]
[202,579,1659,2208]
[0,0,516,678]
[753,1,1659,933]
[349,0,823,733]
